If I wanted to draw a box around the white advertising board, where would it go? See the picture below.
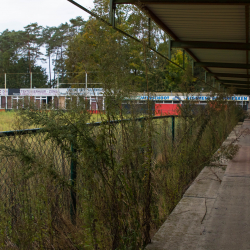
[0,88,104,97]
[139,95,249,102]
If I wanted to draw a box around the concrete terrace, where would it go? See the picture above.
[146,119,250,250]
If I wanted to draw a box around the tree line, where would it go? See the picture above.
[0,17,85,88]
[66,0,205,92]
[0,0,205,92]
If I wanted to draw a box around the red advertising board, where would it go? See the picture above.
[155,104,180,116]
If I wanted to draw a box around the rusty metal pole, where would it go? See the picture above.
[70,141,77,225]
[172,116,175,145]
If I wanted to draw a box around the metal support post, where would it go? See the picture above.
[168,38,172,77]
[172,116,175,145]
[70,141,77,225]
[109,0,116,27]
[205,71,207,83]
[192,60,194,76]
[4,73,7,110]
[57,72,59,108]
[140,120,145,154]
[148,18,151,47]
[57,72,59,89]
[183,50,185,69]
[168,38,172,60]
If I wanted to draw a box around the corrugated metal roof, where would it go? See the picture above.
[147,5,246,42]
[114,0,250,93]
[190,49,245,63]
[208,68,247,74]
[218,77,249,81]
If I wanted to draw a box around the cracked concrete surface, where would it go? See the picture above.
[147,119,250,250]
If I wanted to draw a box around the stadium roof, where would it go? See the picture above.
[112,0,250,94]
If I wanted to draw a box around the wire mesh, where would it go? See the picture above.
[0,115,175,236]
[0,132,72,231]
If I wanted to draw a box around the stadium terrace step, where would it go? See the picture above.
[146,121,244,250]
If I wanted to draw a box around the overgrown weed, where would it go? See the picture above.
[0,92,244,249]
[0,10,245,248]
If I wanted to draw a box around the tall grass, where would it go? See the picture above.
[0,9,245,247]
[0,111,17,131]
[0,110,103,132]
[0,96,243,249]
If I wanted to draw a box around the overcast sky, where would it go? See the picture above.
[0,0,95,73]
[0,0,94,32]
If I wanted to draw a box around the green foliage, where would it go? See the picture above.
[0,58,47,88]
[0,16,86,88]
[0,1,245,249]
[166,50,191,91]
[0,91,243,249]
[65,2,187,92]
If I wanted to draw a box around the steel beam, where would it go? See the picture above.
[245,5,249,80]
[140,5,213,75]
[221,80,250,84]
[109,0,116,27]
[114,0,250,4]
[194,62,250,69]
[208,73,250,78]
[171,40,250,50]
[234,87,250,89]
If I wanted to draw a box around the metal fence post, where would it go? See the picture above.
[140,119,145,154]
[172,116,175,144]
[70,141,77,225]
[5,73,7,110]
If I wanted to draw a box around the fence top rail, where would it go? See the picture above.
[0,115,177,137]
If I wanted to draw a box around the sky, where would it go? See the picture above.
[0,0,95,32]
[0,0,95,74]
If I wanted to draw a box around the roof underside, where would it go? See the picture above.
[114,0,250,94]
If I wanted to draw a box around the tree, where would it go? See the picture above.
[50,23,71,86]
[165,49,191,92]
[0,28,47,88]
[23,23,44,71]
[69,16,86,35]
[65,1,151,91]
[65,0,193,93]
[1,58,47,88]
[42,26,57,87]
[0,30,26,73]
[0,18,90,89]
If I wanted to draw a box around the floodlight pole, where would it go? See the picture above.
[85,72,87,90]
[30,72,32,89]
[148,18,151,47]
[57,72,59,109]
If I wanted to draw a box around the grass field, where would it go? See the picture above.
[0,110,172,132]
[0,111,17,131]
[0,111,103,132]
[0,104,241,249]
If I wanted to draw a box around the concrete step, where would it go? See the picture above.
[146,122,245,250]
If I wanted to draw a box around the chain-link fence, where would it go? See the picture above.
[0,115,176,248]
[0,104,241,249]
